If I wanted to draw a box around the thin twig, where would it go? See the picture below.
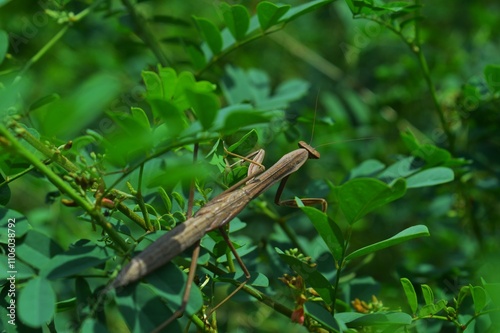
[0,125,130,252]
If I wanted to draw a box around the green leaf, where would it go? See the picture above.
[187,45,206,70]
[220,3,250,41]
[421,284,434,305]
[158,67,178,99]
[401,278,418,314]
[414,145,452,166]
[207,103,282,134]
[158,187,172,213]
[16,231,63,269]
[144,262,203,317]
[28,93,61,111]
[304,302,340,331]
[130,107,150,131]
[346,225,430,260]
[185,88,219,130]
[280,0,335,23]
[142,70,163,99]
[260,79,310,109]
[456,285,470,307]
[257,2,291,30]
[0,209,30,243]
[171,191,185,211]
[221,66,269,105]
[79,318,109,332]
[18,277,56,327]
[406,167,454,188]
[216,271,269,287]
[215,1,333,67]
[221,66,308,111]
[0,29,7,65]
[349,159,386,179]
[400,130,465,167]
[148,99,187,138]
[344,0,357,13]
[174,71,216,111]
[226,129,259,154]
[116,281,181,332]
[0,253,36,281]
[34,73,122,139]
[378,157,418,182]
[277,248,335,306]
[40,241,111,279]
[471,285,488,313]
[75,277,92,317]
[484,282,500,307]
[484,64,500,94]
[418,303,436,317]
[105,112,154,162]
[0,77,29,118]
[193,16,223,54]
[146,162,209,190]
[434,299,448,314]
[299,206,344,261]
[332,178,407,225]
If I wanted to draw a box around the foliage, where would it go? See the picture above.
[1,0,500,332]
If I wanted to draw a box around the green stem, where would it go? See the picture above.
[0,165,34,187]
[225,244,236,273]
[462,307,500,329]
[277,217,308,255]
[0,125,130,252]
[197,25,285,77]
[413,47,453,148]
[10,121,79,173]
[332,227,351,315]
[136,163,152,230]
[411,0,453,148]
[12,0,103,84]
[13,25,69,85]
[413,314,462,328]
[252,201,308,255]
[121,0,170,67]
[103,133,220,199]
[358,12,454,150]
[203,261,294,319]
[115,201,149,231]
[188,313,210,332]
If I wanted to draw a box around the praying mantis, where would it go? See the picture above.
[108,140,327,330]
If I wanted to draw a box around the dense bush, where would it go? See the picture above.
[1,1,499,332]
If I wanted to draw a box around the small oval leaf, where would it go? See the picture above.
[299,205,344,261]
[332,178,407,225]
[193,16,223,54]
[401,277,418,314]
[220,3,250,41]
[257,2,291,30]
[406,167,454,188]
[421,284,434,305]
[19,277,56,327]
[345,225,430,261]
[471,285,488,313]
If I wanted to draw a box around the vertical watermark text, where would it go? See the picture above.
[6,218,17,326]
